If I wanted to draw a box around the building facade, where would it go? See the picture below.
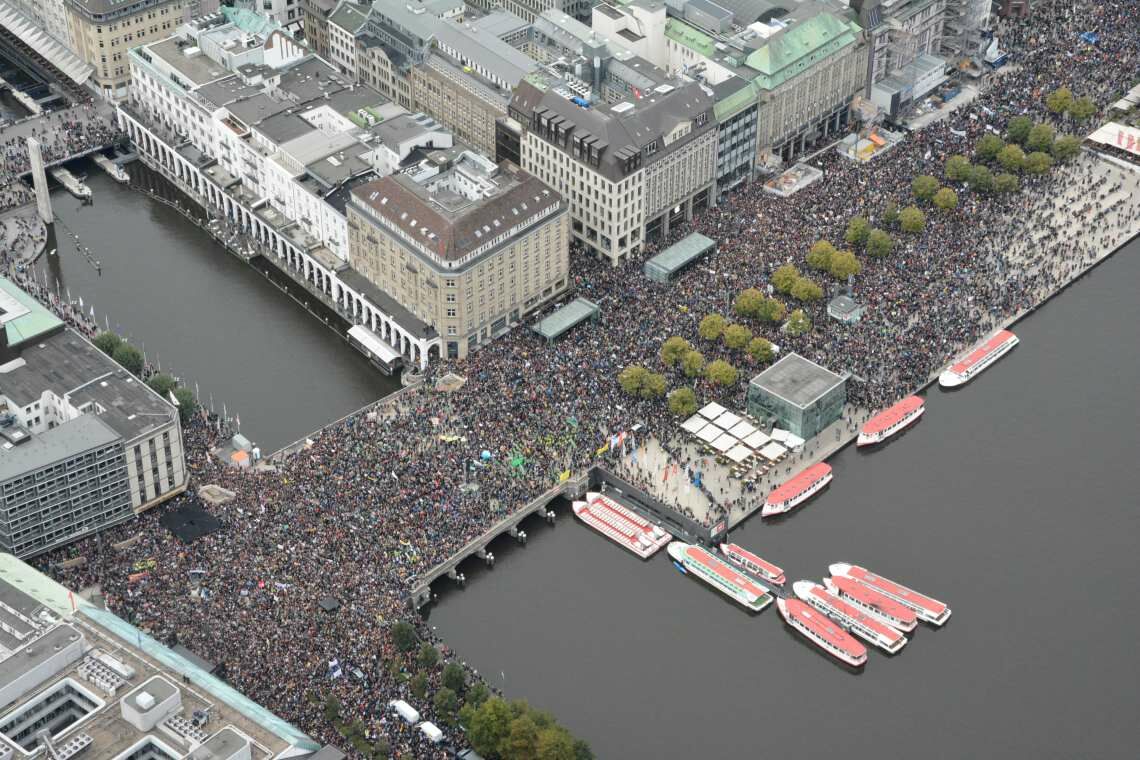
[64,0,184,99]
[746,353,847,440]
[348,150,570,359]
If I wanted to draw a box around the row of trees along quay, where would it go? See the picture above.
[92,331,199,425]
[320,621,593,760]
[613,104,1087,420]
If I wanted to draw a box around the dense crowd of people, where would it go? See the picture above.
[32,2,1140,757]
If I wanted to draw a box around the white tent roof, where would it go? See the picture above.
[770,428,791,443]
[712,433,737,452]
[697,425,723,443]
[698,402,727,419]
[728,420,757,438]
[743,431,770,449]
[726,444,752,463]
[713,411,742,429]
[785,433,805,449]
[759,442,788,461]
[681,414,708,434]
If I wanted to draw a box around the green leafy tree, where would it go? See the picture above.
[573,739,595,760]
[722,324,752,350]
[705,360,738,387]
[827,250,861,280]
[171,387,197,425]
[112,343,144,375]
[998,144,1026,173]
[790,277,824,302]
[785,309,812,337]
[1068,96,1096,121]
[391,621,417,653]
[771,263,800,294]
[617,366,665,398]
[968,164,994,193]
[324,695,342,723]
[1007,115,1033,145]
[697,314,726,341]
[643,372,666,399]
[994,173,1020,194]
[667,387,698,417]
[93,331,122,356]
[844,217,870,246]
[756,297,787,323]
[881,199,900,227]
[504,715,539,760]
[660,336,690,366]
[866,229,893,258]
[899,206,926,234]
[417,644,439,670]
[806,240,836,271]
[469,699,513,757]
[1045,86,1073,114]
[975,133,1005,162]
[911,174,939,202]
[466,681,490,709]
[372,737,391,758]
[1051,135,1081,161]
[536,727,577,760]
[1026,123,1055,153]
[747,337,774,364]
[1024,151,1053,175]
[733,288,764,319]
[933,187,959,211]
[146,373,177,397]
[945,155,972,182]
[410,673,428,700]
[442,662,466,694]
[680,350,705,378]
[433,687,459,723]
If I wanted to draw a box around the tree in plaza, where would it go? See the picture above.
[504,715,539,760]
[667,387,698,417]
[391,621,417,653]
[112,343,144,376]
[171,387,197,425]
[844,216,870,246]
[1024,151,1054,175]
[994,173,1020,194]
[881,199,900,227]
[790,276,824,302]
[911,174,940,203]
[771,263,800,294]
[733,288,765,319]
[146,373,177,398]
[680,350,705,378]
[945,155,972,182]
[806,240,835,272]
[1068,96,1096,122]
[975,133,1005,162]
[536,727,578,760]
[967,164,994,193]
[898,206,926,234]
[1026,123,1055,153]
[417,643,439,670]
[372,737,390,759]
[756,297,787,323]
[932,187,958,211]
[466,681,490,709]
[617,366,666,398]
[747,337,774,364]
[785,309,812,337]
[660,336,690,366]
[93,331,122,356]
[827,250,861,280]
[442,662,466,694]
[323,695,342,724]
[998,144,1026,173]
[1045,86,1073,114]
[410,673,428,700]
[697,314,726,341]
[722,324,752,350]
[433,688,459,724]
[468,699,513,757]
[1006,115,1034,145]
[705,360,738,387]
[1051,135,1081,161]
[866,229,893,258]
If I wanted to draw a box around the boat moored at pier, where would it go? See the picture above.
[668,542,772,612]
[939,329,1018,388]
[830,563,951,626]
[858,396,925,447]
[719,543,786,585]
[824,576,917,632]
[573,493,671,559]
[777,598,867,667]
[762,463,832,517]
[793,581,907,654]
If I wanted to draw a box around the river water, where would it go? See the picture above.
[427,238,1140,759]
[36,163,397,451]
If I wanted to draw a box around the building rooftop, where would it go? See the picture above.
[0,413,120,483]
[328,0,369,34]
[643,232,716,280]
[531,298,600,342]
[147,37,232,88]
[0,276,63,348]
[433,18,539,88]
[750,352,847,408]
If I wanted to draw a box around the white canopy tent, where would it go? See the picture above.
[681,414,709,434]
[713,411,742,429]
[698,402,727,419]
[712,433,737,452]
[785,433,806,450]
[726,444,753,464]
[728,420,757,439]
[770,428,791,443]
[697,425,723,444]
[743,431,771,449]
[759,442,788,461]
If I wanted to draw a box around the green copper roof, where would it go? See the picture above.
[221,6,284,37]
[665,19,717,58]
[744,14,860,90]
[0,276,64,347]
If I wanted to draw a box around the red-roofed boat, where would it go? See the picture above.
[777,598,867,667]
[573,493,671,559]
[939,329,1018,388]
[858,396,925,447]
[668,542,773,612]
[719,543,786,585]
[762,463,832,517]
[793,581,907,654]
[830,563,951,626]
[824,576,917,632]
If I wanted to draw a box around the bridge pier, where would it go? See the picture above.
[26,137,51,224]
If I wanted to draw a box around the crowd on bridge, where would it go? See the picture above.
[36,2,1140,758]
[0,100,118,176]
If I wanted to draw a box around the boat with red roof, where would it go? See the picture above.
[777,597,867,667]
[668,542,772,612]
[762,463,832,517]
[573,493,671,559]
[719,542,786,585]
[830,563,951,626]
[793,581,907,654]
[824,576,917,632]
[858,396,925,447]
[939,329,1018,388]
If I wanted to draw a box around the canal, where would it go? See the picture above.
[36,161,399,451]
[426,237,1140,759]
